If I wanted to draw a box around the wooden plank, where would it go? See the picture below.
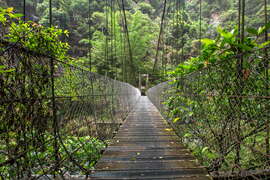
[91,96,212,179]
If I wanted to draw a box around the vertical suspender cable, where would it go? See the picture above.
[112,0,117,79]
[89,0,92,72]
[49,0,59,174]
[264,0,269,165]
[49,0,52,27]
[264,0,268,55]
[235,0,245,168]
[241,0,245,46]
[197,0,202,112]
[110,0,115,124]
[181,0,185,62]
[199,0,202,54]
[153,0,167,72]
[162,0,171,76]
[114,1,117,79]
[105,0,109,76]
[120,0,135,84]
[23,0,26,21]
[161,1,168,75]
[238,0,241,42]
[237,0,245,78]
[239,0,245,167]
[176,0,179,64]
[172,0,177,65]
[110,0,113,77]
[161,16,165,76]
[116,0,126,82]
[110,0,116,79]
[235,0,242,168]
[118,1,125,81]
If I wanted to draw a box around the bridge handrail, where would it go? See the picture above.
[0,41,141,178]
[146,58,270,178]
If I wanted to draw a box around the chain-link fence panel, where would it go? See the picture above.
[146,55,270,179]
[0,42,140,179]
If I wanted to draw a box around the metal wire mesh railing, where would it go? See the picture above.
[146,56,270,179]
[0,42,140,179]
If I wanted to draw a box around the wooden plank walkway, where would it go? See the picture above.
[91,96,212,179]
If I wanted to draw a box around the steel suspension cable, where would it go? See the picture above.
[163,0,173,74]
[264,0,269,165]
[110,0,114,78]
[199,0,202,54]
[175,0,179,64]
[161,1,169,76]
[116,0,127,82]
[105,0,109,76]
[119,0,135,84]
[23,0,26,21]
[235,0,245,168]
[169,0,175,65]
[153,0,167,72]
[88,0,92,72]
[48,0,60,175]
[173,0,177,65]
[181,0,186,62]
[112,0,117,79]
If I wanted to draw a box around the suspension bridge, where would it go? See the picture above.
[1,0,270,179]
[0,40,212,179]
[0,43,211,179]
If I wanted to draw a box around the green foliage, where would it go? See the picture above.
[0,134,105,177]
[35,0,106,57]
[138,2,154,16]
[0,7,107,178]
[170,24,270,77]
[0,65,15,73]
[88,9,158,81]
[0,7,69,59]
[165,24,270,172]
[59,135,106,172]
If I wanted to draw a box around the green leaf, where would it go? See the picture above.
[184,133,192,138]
[223,32,233,39]
[202,147,209,153]
[0,65,15,73]
[247,28,258,35]
[13,13,24,18]
[265,22,270,30]
[258,41,270,49]
[231,27,238,36]
[201,38,215,46]
[217,26,233,39]
[258,26,265,35]
[0,14,6,23]
[237,43,252,51]
[180,64,191,70]
[257,22,270,36]
[4,68,15,72]
[0,68,15,73]
[217,26,223,35]
[173,117,180,123]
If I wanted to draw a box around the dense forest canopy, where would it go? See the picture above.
[0,0,269,86]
